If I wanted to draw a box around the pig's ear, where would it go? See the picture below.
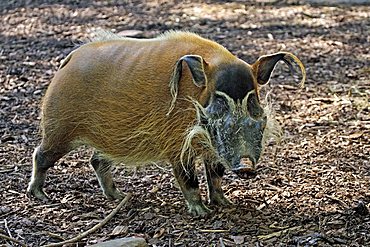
[173,55,207,87]
[252,52,306,87]
[168,55,207,115]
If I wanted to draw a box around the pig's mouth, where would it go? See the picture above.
[232,157,257,179]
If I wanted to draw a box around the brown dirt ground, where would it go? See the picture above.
[0,1,369,246]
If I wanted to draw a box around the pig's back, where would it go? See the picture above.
[40,32,230,163]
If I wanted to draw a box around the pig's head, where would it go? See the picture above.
[203,52,306,178]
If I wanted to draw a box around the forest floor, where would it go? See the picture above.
[0,1,369,246]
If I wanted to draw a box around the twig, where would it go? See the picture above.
[0,233,27,247]
[199,229,229,233]
[219,237,225,247]
[41,192,132,247]
[269,222,289,230]
[258,226,301,240]
[301,12,319,18]
[264,183,282,192]
[325,195,348,209]
[34,203,62,209]
[43,231,65,241]
[4,219,12,238]
[244,198,263,204]
[1,208,19,218]
[0,169,14,173]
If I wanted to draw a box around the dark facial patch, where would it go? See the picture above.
[215,63,255,101]
[205,94,267,171]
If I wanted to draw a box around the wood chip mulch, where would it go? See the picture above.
[1,1,369,246]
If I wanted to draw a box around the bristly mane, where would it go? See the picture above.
[88,29,126,42]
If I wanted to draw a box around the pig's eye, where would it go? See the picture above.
[261,116,267,130]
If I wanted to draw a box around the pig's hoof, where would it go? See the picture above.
[26,186,49,201]
[210,194,233,206]
[104,189,124,200]
[188,203,212,217]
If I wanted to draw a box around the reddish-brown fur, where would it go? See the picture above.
[40,31,246,164]
[29,31,305,215]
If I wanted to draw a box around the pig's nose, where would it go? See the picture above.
[232,157,256,179]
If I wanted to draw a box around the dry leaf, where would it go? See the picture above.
[111,225,128,236]
[230,235,245,244]
[153,228,166,239]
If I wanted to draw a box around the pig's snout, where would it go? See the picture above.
[232,157,257,179]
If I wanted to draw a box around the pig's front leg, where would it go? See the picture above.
[172,161,211,216]
[205,162,232,206]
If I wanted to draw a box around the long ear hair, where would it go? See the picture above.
[261,92,282,145]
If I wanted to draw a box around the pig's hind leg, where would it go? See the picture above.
[90,152,123,200]
[172,161,211,216]
[27,145,67,200]
[205,162,232,206]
